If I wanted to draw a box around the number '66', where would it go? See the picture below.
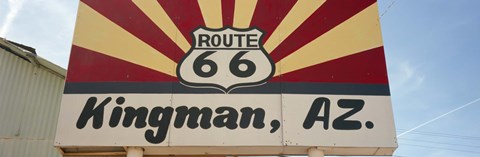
[193,51,256,78]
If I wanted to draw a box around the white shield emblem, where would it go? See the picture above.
[177,27,275,93]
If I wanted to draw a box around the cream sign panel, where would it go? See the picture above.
[57,94,395,147]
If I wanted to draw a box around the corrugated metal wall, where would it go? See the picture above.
[0,48,65,157]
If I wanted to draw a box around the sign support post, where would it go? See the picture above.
[126,147,143,157]
[308,147,324,157]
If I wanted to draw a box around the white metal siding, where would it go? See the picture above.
[0,48,65,157]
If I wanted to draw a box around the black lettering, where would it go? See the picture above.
[303,97,330,130]
[246,34,258,47]
[198,34,210,47]
[109,97,125,127]
[223,34,233,47]
[78,96,284,144]
[332,99,364,130]
[174,106,212,129]
[213,107,238,129]
[234,34,245,47]
[76,97,111,129]
[230,51,256,78]
[239,107,265,129]
[211,34,221,47]
[123,107,148,128]
[270,120,280,133]
[145,106,174,144]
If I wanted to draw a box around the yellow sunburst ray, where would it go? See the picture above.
[275,3,383,76]
[233,0,258,28]
[264,0,326,53]
[73,2,177,77]
[198,0,223,29]
[132,0,190,53]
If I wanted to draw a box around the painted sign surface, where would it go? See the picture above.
[55,0,397,156]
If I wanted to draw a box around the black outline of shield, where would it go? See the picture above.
[176,27,275,93]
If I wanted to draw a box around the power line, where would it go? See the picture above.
[401,143,480,154]
[396,131,480,141]
[396,129,480,140]
[399,138,480,148]
[396,129,478,136]
[380,0,398,18]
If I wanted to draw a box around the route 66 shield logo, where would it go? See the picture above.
[177,27,275,93]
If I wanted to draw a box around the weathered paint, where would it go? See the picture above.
[57,0,397,156]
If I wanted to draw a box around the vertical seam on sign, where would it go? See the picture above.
[233,0,258,28]
[273,3,381,77]
[132,0,191,52]
[198,0,223,28]
[279,54,285,148]
[263,0,326,53]
[168,65,174,147]
[74,2,178,77]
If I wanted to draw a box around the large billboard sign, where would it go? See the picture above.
[55,0,397,156]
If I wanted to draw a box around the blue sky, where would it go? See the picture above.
[1,0,480,156]
[379,0,480,156]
